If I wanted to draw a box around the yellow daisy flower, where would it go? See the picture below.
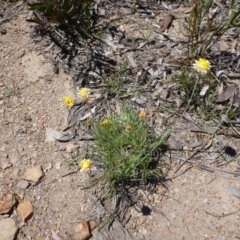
[78,87,90,99]
[64,96,74,108]
[139,111,146,119]
[101,118,112,127]
[125,125,132,131]
[80,159,92,172]
[193,58,211,74]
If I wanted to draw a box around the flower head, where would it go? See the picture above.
[101,118,112,127]
[193,58,211,74]
[64,96,74,108]
[78,88,90,99]
[86,118,92,125]
[125,125,132,132]
[80,159,92,172]
[139,111,146,119]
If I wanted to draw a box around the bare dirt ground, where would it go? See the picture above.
[0,1,240,240]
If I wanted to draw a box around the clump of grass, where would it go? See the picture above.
[173,67,214,104]
[90,107,170,195]
[102,68,129,98]
[185,0,240,58]
[170,58,219,117]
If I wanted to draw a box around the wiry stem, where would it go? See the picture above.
[184,74,199,113]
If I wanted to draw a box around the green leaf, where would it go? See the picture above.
[228,9,240,27]
[203,0,213,9]
[27,2,48,10]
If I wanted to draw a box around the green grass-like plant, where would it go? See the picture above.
[90,107,170,194]
[102,68,129,98]
[185,0,240,58]
[170,64,217,115]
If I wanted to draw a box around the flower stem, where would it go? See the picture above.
[184,75,199,113]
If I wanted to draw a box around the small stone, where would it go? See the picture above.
[17,180,29,190]
[0,218,19,240]
[0,109,4,114]
[74,221,97,237]
[89,220,97,231]
[45,128,63,142]
[58,145,66,151]
[66,143,79,153]
[74,223,84,233]
[78,222,91,240]
[0,193,16,214]
[23,166,44,182]
[17,200,34,222]
[2,162,12,170]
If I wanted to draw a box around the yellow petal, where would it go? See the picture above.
[80,159,92,172]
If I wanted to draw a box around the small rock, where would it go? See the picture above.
[17,180,29,190]
[0,109,4,114]
[2,162,12,170]
[45,128,63,142]
[78,222,92,240]
[58,145,66,151]
[55,162,62,170]
[17,200,33,222]
[74,221,97,239]
[66,143,79,153]
[23,166,44,182]
[0,218,19,240]
[89,220,97,231]
[52,231,63,240]
[74,223,83,233]
[0,193,16,214]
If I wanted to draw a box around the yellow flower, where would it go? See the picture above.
[125,125,132,131]
[193,58,211,74]
[64,96,74,108]
[101,118,112,127]
[86,118,91,125]
[80,159,92,172]
[78,87,90,99]
[139,111,146,119]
